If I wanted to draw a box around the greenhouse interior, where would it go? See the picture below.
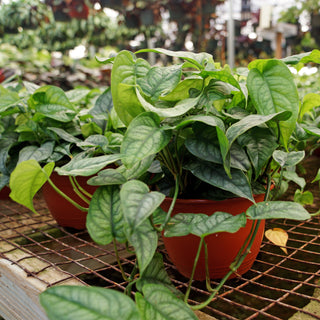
[0,0,319,319]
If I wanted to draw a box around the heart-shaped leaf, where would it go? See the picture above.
[272,150,305,168]
[165,212,246,238]
[247,59,299,148]
[111,50,149,125]
[127,219,158,275]
[185,159,254,202]
[86,185,126,245]
[136,284,198,320]
[56,154,122,176]
[9,160,54,213]
[246,201,310,220]
[120,180,165,232]
[40,286,140,320]
[121,112,171,168]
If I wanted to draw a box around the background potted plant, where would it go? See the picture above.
[35,49,320,320]
[2,81,123,228]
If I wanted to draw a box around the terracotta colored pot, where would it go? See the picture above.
[161,193,265,280]
[42,172,97,230]
[0,186,11,200]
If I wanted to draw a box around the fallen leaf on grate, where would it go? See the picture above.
[265,228,288,254]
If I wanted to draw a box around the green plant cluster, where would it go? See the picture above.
[0,81,124,199]
[3,49,320,319]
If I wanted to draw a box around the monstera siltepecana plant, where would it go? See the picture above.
[37,49,320,319]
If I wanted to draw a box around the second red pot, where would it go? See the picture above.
[161,194,265,281]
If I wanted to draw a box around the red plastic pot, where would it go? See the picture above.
[161,193,265,280]
[0,186,11,200]
[42,172,97,230]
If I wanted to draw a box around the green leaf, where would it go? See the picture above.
[136,88,201,118]
[86,186,126,245]
[89,88,114,131]
[226,112,290,148]
[87,169,127,186]
[303,126,320,137]
[120,180,165,231]
[272,150,305,168]
[81,122,103,138]
[18,141,55,164]
[29,85,76,122]
[185,160,254,202]
[9,160,54,213]
[246,201,310,220]
[136,253,177,294]
[136,48,213,70]
[40,286,140,320]
[66,88,91,103]
[160,77,203,102]
[127,219,158,276]
[247,59,299,148]
[282,51,317,65]
[55,154,122,176]
[283,171,306,190]
[237,127,278,178]
[299,93,320,121]
[137,65,182,101]
[121,112,171,168]
[111,50,149,125]
[118,155,155,180]
[294,190,314,206]
[48,127,82,144]
[136,284,198,320]
[186,135,250,171]
[174,114,225,132]
[0,86,21,113]
[165,212,246,238]
[200,69,241,90]
[312,168,320,183]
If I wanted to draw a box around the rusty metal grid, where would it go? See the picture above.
[0,196,319,320]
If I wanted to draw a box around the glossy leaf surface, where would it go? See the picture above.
[9,160,54,213]
[40,286,140,320]
[86,186,126,245]
[120,180,165,231]
[136,284,198,320]
[247,60,299,148]
[164,212,247,237]
[247,201,310,220]
[121,112,171,168]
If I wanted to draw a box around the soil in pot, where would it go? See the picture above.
[42,172,97,230]
[161,193,265,281]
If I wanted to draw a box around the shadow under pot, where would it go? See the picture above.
[161,193,266,281]
[42,172,97,230]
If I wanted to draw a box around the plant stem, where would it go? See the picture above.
[160,175,180,230]
[190,221,261,311]
[68,176,91,204]
[46,177,88,212]
[73,176,93,199]
[184,237,205,304]
[113,238,128,282]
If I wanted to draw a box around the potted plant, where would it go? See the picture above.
[36,49,320,319]
[2,81,123,228]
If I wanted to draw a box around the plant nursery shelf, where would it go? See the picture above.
[0,195,319,320]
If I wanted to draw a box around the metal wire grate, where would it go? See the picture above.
[0,193,319,320]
